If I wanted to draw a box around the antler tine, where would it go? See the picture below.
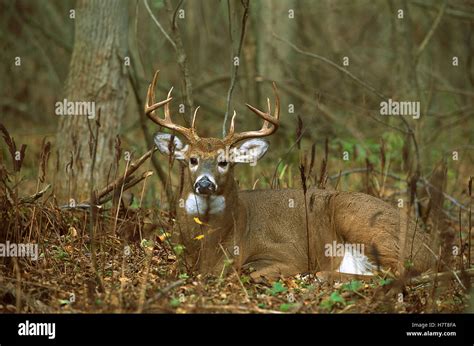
[144,70,198,142]
[191,106,200,131]
[145,71,172,115]
[227,110,237,136]
[224,82,280,145]
[272,82,280,121]
[162,86,174,125]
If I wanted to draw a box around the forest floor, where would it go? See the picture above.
[1,124,472,313]
[0,203,472,314]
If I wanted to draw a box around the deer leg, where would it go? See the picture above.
[243,260,300,282]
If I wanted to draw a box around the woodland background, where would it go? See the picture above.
[0,0,473,313]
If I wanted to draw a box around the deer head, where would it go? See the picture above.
[145,71,280,197]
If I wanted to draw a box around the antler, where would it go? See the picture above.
[224,82,280,146]
[145,70,200,142]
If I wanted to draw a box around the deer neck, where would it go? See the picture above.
[179,173,244,237]
[177,175,245,272]
[182,182,240,225]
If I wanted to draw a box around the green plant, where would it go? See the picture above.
[341,280,362,292]
[320,291,345,311]
[267,281,287,296]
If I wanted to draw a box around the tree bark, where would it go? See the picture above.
[55,0,129,203]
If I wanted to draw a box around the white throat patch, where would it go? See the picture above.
[337,250,374,275]
[184,193,226,215]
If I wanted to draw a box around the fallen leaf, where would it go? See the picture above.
[193,217,204,225]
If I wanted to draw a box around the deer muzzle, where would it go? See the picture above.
[194,176,217,195]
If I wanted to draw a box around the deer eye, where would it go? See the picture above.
[190,157,198,165]
[218,161,228,168]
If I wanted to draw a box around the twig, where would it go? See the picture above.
[218,243,249,301]
[274,33,386,100]
[408,268,474,286]
[94,148,156,203]
[415,0,448,60]
[274,34,421,175]
[165,0,195,120]
[128,69,174,203]
[222,0,250,137]
[410,0,474,21]
[420,177,468,211]
[98,171,153,205]
[271,128,308,188]
[197,304,284,314]
[327,168,468,211]
[146,279,185,305]
[468,176,472,267]
[143,0,177,50]
[20,184,51,204]
[422,243,466,290]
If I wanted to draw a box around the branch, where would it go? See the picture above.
[415,0,448,60]
[408,268,474,285]
[222,0,250,137]
[97,171,153,205]
[128,68,174,204]
[19,184,51,204]
[94,148,156,203]
[274,33,387,100]
[165,0,195,120]
[328,167,469,211]
[146,279,185,305]
[410,0,474,21]
[274,34,421,179]
[143,0,177,50]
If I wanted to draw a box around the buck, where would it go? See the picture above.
[145,71,433,280]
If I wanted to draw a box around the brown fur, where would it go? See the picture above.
[174,168,434,280]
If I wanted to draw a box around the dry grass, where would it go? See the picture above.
[0,200,471,314]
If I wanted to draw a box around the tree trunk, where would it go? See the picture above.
[55,0,129,203]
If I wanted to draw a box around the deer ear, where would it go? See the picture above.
[234,139,269,165]
[154,133,188,160]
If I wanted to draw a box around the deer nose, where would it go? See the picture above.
[194,176,216,195]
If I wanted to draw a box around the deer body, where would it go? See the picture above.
[176,183,433,279]
[145,71,433,280]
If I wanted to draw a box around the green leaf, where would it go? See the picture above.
[130,199,140,209]
[240,275,250,284]
[268,281,287,296]
[319,299,334,310]
[170,298,181,308]
[151,0,165,10]
[279,303,296,312]
[58,299,70,306]
[342,280,362,292]
[320,291,346,311]
[329,291,345,304]
[173,244,185,256]
[379,278,393,286]
[178,273,189,280]
[140,239,153,248]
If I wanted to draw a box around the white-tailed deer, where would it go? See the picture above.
[145,71,433,280]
